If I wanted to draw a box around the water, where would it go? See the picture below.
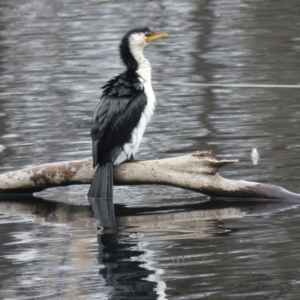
[1,0,300,299]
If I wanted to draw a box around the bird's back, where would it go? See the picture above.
[91,70,148,167]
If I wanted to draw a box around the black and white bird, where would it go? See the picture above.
[88,27,168,199]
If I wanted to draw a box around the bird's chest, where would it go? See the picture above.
[114,81,156,165]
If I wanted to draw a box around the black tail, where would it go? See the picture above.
[88,162,113,199]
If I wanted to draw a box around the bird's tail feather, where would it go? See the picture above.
[88,162,113,199]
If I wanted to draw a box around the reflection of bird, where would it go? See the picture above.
[88,27,168,199]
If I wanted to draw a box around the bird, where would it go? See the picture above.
[88,27,168,199]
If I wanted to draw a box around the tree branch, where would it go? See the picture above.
[0,152,299,201]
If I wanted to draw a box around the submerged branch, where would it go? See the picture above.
[0,152,300,201]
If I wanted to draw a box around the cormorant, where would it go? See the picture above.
[88,27,168,199]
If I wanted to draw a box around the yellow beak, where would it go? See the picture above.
[146,32,168,43]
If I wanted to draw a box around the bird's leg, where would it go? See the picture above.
[128,155,140,163]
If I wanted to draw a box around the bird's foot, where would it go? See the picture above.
[127,155,139,163]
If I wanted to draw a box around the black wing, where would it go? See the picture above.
[91,89,147,167]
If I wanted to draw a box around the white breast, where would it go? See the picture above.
[113,54,155,166]
[113,79,156,166]
[131,80,156,152]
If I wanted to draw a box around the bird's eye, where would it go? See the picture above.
[145,32,153,37]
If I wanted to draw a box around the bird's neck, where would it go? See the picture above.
[136,57,152,83]
[129,47,152,83]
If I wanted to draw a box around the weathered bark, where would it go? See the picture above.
[0,152,300,201]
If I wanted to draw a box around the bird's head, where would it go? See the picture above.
[119,27,168,70]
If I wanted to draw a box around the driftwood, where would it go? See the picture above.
[1,152,300,201]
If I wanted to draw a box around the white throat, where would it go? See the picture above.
[129,44,152,82]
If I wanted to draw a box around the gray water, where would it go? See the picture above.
[1,0,300,299]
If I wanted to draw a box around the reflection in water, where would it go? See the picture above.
[0,195,299,299]
[98,233,157,300]
[89,197,117,233]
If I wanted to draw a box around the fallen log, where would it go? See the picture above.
[0,152,300,201]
